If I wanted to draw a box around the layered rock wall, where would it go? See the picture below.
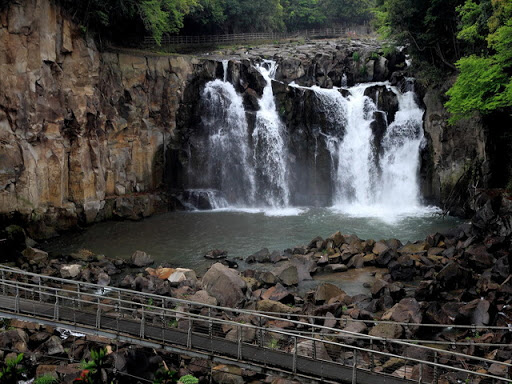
[0,0,218,237]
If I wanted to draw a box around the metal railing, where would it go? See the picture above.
[0,266,511,383]
[142,24,371,48]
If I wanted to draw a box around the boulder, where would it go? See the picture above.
[369,323,403,339]
[325,264,348,273]
[261,283,294,303]
[315,283,346,304]
[60,264,82,279]
[42,335,65,355]
[188,290,218,306]
[202,263,247,307]
[22,247,48,264]
[256,300,298,314]
[246,248,270,263]
[168,268,197,284]
[381,298,422,331]
[260,271,278,285]
[204,249,228,259]
[294,339,332,361]
[130,250,154,267]
[146,267,175,280]
[212,364,244,384]
[275,263,299,286]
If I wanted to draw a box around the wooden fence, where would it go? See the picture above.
[142,24,370,48]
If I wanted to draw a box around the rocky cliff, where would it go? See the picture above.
[0,0,221,237]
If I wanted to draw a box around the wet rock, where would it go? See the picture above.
[261,283,294,303]
[314,283,346,304]
[372,241,390,255]
[260,271,278,285]
[275,263,299,286]
[342,321,368,335]
[204,249,228,260]
[325,264,348,273]
[202,263,247,307]
[347,254,364,269]
[131,250,154,267]
[246,248,271,263]
[270,250,288,263]
[388,255,416,281]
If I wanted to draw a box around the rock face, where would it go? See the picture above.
[420,79,512,214]
[0,0,219,238]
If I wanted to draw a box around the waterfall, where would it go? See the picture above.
[199,79,256,206]
[252,60,290,207]
[309,82,427,218]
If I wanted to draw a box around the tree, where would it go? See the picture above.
[282,0,326,30]
[446,0,512,122]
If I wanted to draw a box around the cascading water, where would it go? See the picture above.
[252,60,290,208]
[198,77,256,206]
[310,81,429,218]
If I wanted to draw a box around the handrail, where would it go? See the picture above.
[2,268,512,382]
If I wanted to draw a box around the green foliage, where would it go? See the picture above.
[178,375,199,384]
[267,338,279,349]
[34,375,60,384]
[0,353,25,384]
[282,0,327,30]
[446,0,512,122]
[352,52,361,62]
[153,368,178,384]
[79,348,109,384]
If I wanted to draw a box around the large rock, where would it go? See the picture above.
[256,300,298,314]
[275,263,299,286]
[369,323,403,339]
[60,264,82,279]
[202,263,247,307]
[22,247,48,264]
[294,339,332,361]
[131,251,154,267]
[314,283,346,304]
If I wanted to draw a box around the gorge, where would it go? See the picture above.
[0,0,502,255]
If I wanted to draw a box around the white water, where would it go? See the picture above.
[201,79,256,205]
[309,82,437,222]
[252,60,290,208]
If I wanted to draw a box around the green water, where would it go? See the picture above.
[42,207,461,273]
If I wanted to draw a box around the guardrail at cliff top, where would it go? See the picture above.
[142,24,371,48]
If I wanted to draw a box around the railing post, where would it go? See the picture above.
[370,339,375,372]
[187,314,192,349]
[54,292,59,321]
[38,279,42,302]
[419,363,423,384]
[433,351,439,384]
[208,307,213,338]
[259,316,264,347]
[237,325,242,360]
[77,284,81,309]
[293,336,298,373]
[15,284,19,313]
[161,300,165,343]
[96,297,101,329]
[352,349,357,384]
[140,307,145,338]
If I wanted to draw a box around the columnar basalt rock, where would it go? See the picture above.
[0,0,220,237]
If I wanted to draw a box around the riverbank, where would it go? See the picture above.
[2,190,511,383]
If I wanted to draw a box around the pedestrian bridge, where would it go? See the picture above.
[0,266,510,383]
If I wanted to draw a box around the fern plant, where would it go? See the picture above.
[0,353,25,384]
[34,374,60,384]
